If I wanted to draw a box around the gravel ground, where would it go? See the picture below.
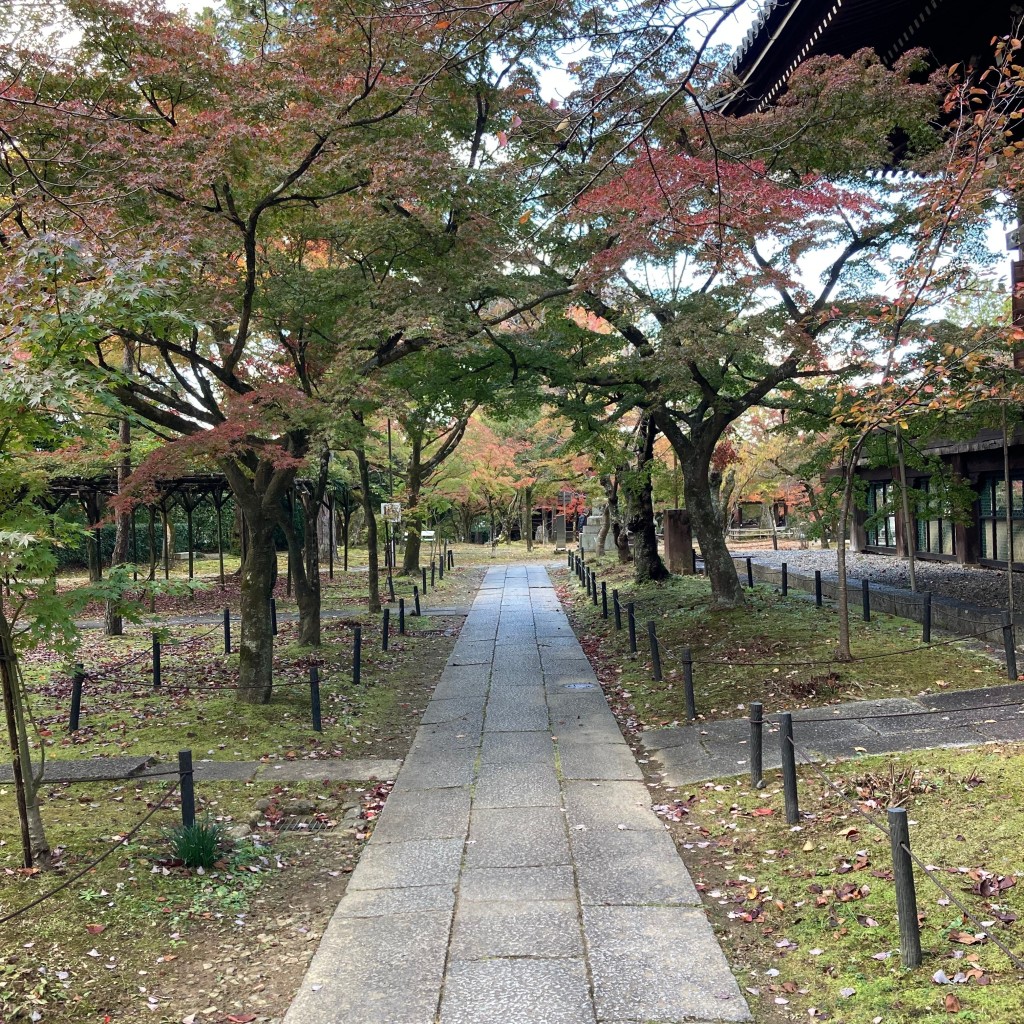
[734,546,1021,612]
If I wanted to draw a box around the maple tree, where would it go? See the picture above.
[1,0,579,697]
[498,37,976,606]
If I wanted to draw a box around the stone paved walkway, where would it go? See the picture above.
[283,565,750,1024]
[644,684,1024,787]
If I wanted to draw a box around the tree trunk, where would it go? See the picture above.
[522,486,533,552]
[356,445,381,613]
[896,426,918,593]
[835,441,866,662]
[612,522,632,562]
[628,422,669,584]
[402,482,423,573]
[682,457,745,608]
[0,604,50,867]
[106,339,133,636]
[237,515,277,703]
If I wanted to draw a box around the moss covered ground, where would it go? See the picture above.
[558,557,1009,725]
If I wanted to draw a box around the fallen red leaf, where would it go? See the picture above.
[85,924,105,935]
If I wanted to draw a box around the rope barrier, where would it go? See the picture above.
[786,734,1024,971]
[0,782,180,927]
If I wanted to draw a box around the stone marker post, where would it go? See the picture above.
[663,510,694,575]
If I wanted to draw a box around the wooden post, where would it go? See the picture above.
[815,569,822,607]
[683,648,696,721]
[178,750,195,828]
[627,603,637,653]
[352,626,362,686]
[69,665,84,732]
[223,608,231,655]
[780,712,799,824]
[647,621,662,681]
[888,808,922,968]
[310,666,322,733]
[749,702,763,788]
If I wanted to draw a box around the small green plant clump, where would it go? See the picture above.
[167,818,225,869]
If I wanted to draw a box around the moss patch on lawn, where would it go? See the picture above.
[0,778,375,1023]
[659,744,1024,1023]
[557,558,1009,725]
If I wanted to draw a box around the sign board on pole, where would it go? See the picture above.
[380,502,402,523]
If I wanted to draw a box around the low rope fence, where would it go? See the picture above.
[50,562,462,735]
[774,722,1024,971]
[0,779,182,926]
[565,551,1021,723]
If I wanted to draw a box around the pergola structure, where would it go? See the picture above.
[720,0,1015,116]
[42,475,358,588]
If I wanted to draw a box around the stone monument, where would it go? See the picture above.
[663,508,695,574]
[580,506,606,554]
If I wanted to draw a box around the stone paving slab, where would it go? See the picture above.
[465,806,570,868]
[449,899,583,959]
[473,763,561,808]
[571,829,702,907]
[283,564,750,1024]
[645,685,1024,786]
[459,865,576,903]
[1,755,154,784]
[348,837,465,891]
[439,958,596,1024]
[370,787,472,844]
[558,740,644,781]
[285,910,450,1024]
[583,906,752,1022]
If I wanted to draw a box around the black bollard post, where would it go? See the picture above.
[152,633,161,689]
[780,712,799,824]
[422,566,428,595]
[387,571,396,603]
[399,598,406,635]
[438,555,444,581]
[310,665,322,732]
[922,592,932,644]
[746,557,754,589]
[683,648,696,721]
[352,625,362,686]
[69,664,84,732]
[613,590,622,631]
[888,807,922,968]
[382,608,390,652]
[861,578,871,623]
[223,607,231,654]
[749,702,764,789]
[413,586,421,617]
[601,582,608,620]
[591,573,598,606]
[431,560,436,587]
[781,563,788,597]
[567,551,572,568]
[1002,612,1018,680]
[647,621,662,681]
[178,749,195,828]
[691,548,697,574]
[627,603,637,653]
[814,569,822,607]
[270,597,278,636]
[448,549,454,569]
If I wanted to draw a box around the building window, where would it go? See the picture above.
[914,479,955,557]
[979,477,1024,562]
[865,481,897,548]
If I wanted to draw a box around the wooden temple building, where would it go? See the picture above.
[722,0,1024,569]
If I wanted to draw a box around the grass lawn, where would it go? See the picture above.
[657,745,1024,1023]
[557,556,1009,725]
